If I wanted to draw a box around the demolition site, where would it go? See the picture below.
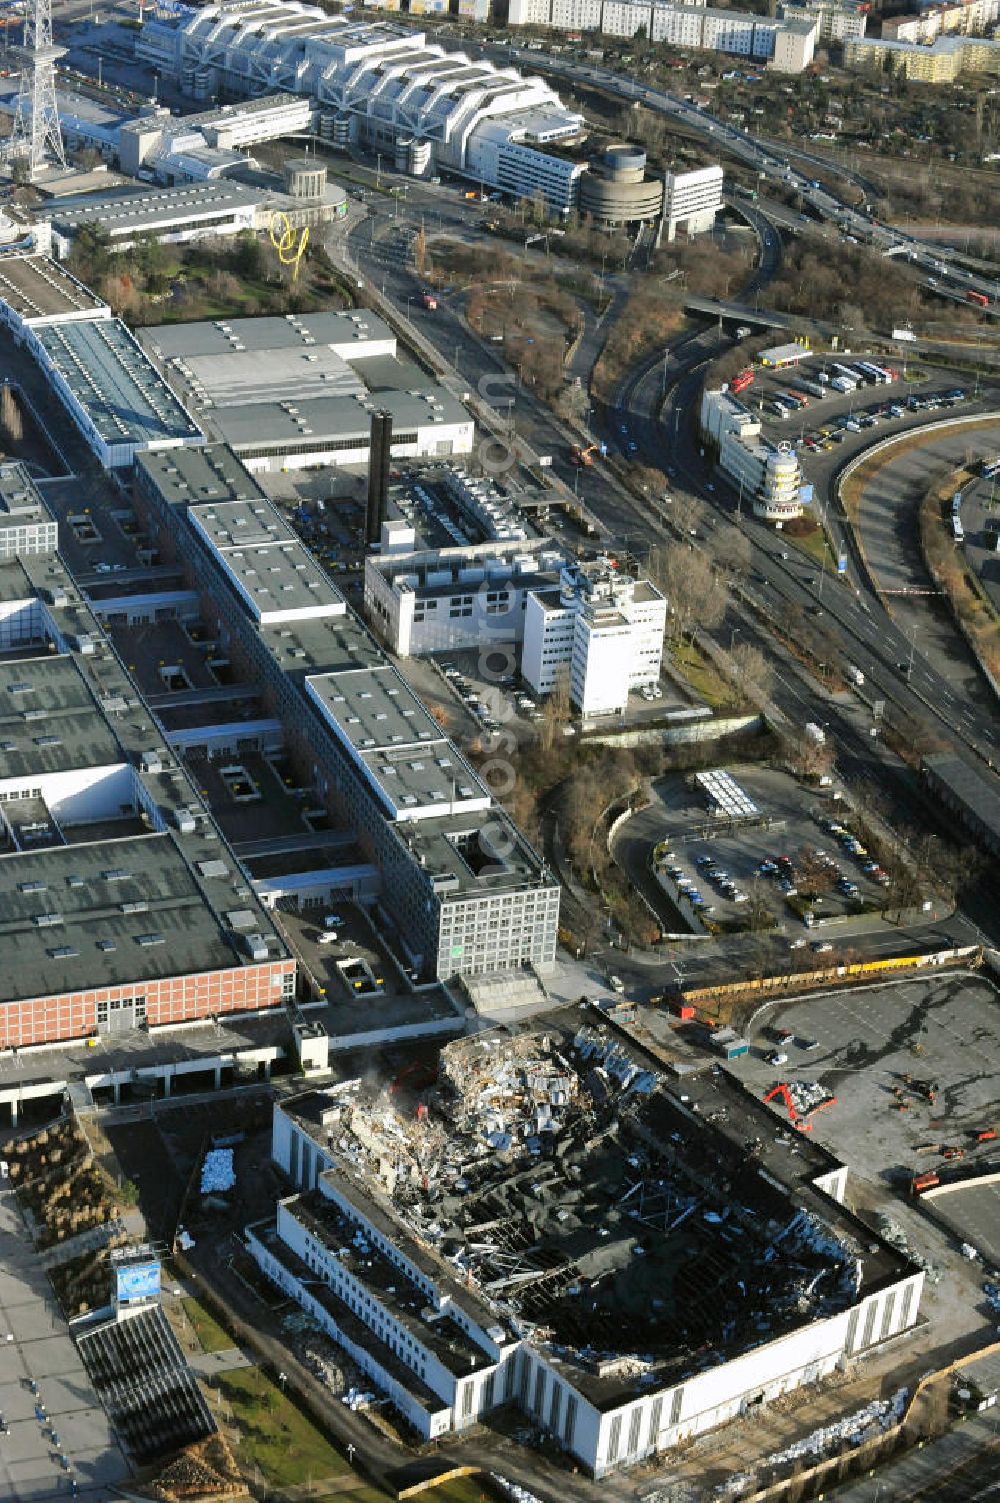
[258,1015,924,1477]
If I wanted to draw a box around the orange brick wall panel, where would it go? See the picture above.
[0,962,295,1050]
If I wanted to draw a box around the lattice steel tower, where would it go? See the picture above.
[8,0,66,180]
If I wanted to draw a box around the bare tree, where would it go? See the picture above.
[659,546,727,643]
[412,226,427,279]
[0,385,22,451]
[713,526,753,584]
[729,640,774,705]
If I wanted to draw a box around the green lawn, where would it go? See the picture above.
[786,525,837,573]
[181,1297,233,1354]
[668,639,733,710]
[217,1367,355,1489]
[216,1368,502,1501]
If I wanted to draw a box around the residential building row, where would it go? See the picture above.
[845,30,1000,79]
[882,0,1000,44]
[507,0,820,71]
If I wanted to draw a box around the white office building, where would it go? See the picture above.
[700,388,804,523]
[139,2,586,208]
[365,536,569,658]
[0,462,58,561]
[522,557,665,717]
[662,165,724,241]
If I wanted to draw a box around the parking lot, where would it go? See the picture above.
[741,973,1000,1204]
[0,1189,128,1502]
[618,765,893,936]
[747,356,973,456]
[271,900,463,1044]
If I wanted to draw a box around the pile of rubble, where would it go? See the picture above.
[200,1150,235,1196]
[786,1081,835,1116]
[440,1034,582,1151]
[720,1389,909,1497]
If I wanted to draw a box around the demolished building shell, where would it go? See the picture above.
[252,1021,923,1477]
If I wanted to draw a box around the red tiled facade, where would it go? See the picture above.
[0,959,296,1050]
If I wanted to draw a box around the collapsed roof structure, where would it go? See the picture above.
[259,1016,924,1476]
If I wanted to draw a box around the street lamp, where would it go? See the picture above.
[906,623,919,681]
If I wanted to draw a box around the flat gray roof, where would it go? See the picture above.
[167,345,365,408]
[923,754,1000,846]
[0,254,107,321]
[189,500,347,623]
[136,443,267,507]
[44,180,263,234]
[0,654,123,781]
[0,832,252,1006]
[35,319,203,450]
[0,542,290,1008]
[0,460,51,523]
[216,388,470,453]
[305,664,489,818]
[142,310,396,362]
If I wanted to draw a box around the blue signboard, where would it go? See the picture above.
[115,1261,161,1304]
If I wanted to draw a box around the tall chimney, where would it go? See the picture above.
[365,409,393,546]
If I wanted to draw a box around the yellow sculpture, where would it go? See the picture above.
[269,212,309,282]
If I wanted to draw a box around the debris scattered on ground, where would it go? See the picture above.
[490,1476,544,1503]
[200,1150,236,1195]
[341,1387,374,1410]
[718,1389,909,1496]
[786,1081,835,1115]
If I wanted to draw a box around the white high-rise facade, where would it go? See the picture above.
[522,558,666,718]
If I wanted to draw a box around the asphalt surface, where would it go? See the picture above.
[830,1409,1000,1501]
[337,159,1000,972]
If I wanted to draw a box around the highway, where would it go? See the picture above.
[472,43,1000,314]
[343,151,1000,865]
[330,89,1000,968]
[612,329,1000,766]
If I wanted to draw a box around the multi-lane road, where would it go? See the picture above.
[472,43,1000,313]
[330,76,1000,959]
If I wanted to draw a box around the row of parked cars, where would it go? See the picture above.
[662,850,754,915]
[819,815,891,888]
[438,662,544,731]
[799,388,968,452]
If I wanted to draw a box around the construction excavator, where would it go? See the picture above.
[570,443,600,467]
[763,1083,837,1133]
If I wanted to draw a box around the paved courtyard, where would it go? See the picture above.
[743,971,1000,1197]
